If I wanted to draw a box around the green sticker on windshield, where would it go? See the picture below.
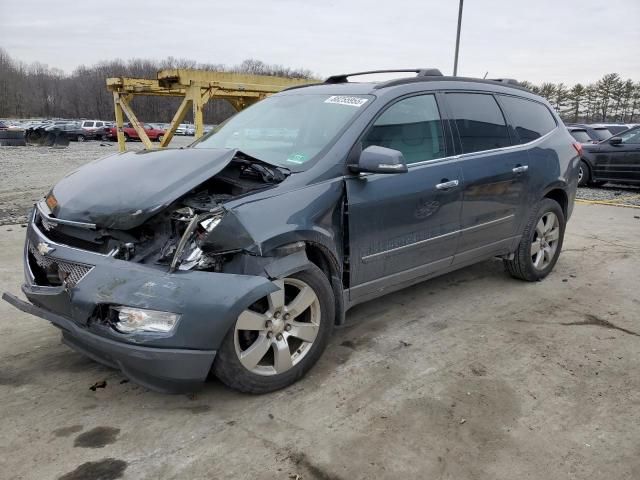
[286,153,306,164]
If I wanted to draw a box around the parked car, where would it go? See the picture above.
[578,125,640,186]
[566,123,612,143]
[2,69,579,394]
[0,120,8,130]
[105,122,165,142]
[176,123,193,135]
[51,122,95,142]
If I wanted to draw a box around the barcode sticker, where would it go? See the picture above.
[324,96,369,107]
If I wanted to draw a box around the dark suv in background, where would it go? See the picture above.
[579,125,640,186]
[3,69,579,394]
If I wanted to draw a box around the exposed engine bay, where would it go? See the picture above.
[35,154,289,279]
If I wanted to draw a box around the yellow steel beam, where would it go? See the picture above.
[112,92,127,152]
[190,86,204,139]
[160,96,191,148]
[117,95,154,150]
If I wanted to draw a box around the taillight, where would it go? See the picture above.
[572,142,583,156]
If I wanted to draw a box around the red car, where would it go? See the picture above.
[106,123,165,142]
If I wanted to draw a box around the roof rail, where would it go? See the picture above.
[324,69,443,84]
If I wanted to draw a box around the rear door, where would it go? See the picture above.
[443,92,531,264]
[346,93,463,302]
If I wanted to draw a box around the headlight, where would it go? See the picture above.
[111,306,180,333]
[170,211,224,272]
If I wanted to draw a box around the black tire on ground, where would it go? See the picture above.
[0,130,26,140]
[0,138,27,146]
[213,264,335,394]
[578,160,590,187]
[77,135,85,142]
[504,198,566,282]
[123,133,130,142]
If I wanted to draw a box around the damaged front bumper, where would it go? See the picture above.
[2,220,277,393]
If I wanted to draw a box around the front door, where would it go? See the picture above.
[346,93,463,303]
[602,128,640,183]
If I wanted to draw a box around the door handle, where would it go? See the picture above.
[435,179,459,190]
[512,165,529,174]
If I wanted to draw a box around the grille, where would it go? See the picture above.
[28,242,93,288]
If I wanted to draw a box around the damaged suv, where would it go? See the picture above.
[3,69,579,393]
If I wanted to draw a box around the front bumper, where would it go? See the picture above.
[3,292,214,392]
[3,217,277,393]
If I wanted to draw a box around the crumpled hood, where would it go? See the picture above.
[50,148,237,229]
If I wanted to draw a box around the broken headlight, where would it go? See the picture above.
[170,210,224,271]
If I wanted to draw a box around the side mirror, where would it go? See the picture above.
[350,146,408,174]
[609,137,622,145]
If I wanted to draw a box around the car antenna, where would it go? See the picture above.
[483,71,488,79]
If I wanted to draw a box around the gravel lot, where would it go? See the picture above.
[0,138,193,225]
[577,184,640,206]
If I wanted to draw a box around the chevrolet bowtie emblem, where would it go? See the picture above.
[37,242,55,256]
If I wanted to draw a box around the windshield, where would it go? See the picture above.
[194,94,373,168]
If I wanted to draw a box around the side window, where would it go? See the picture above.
[84,121,94,127]
[446,93,510,154]
[499,95,556,143]
[362,94,445,164]
[96,122,103,127]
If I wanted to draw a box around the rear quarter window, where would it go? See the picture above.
[498,95,557,143]
[569,129,591,143]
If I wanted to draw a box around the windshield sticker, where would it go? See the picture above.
[324,96,369,107]
[286,153,307,164]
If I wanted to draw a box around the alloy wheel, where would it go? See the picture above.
[234,278,321,376]
[531,211,560,270]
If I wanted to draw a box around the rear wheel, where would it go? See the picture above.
[578,160,590,187]
[76,134,85,142]
[123,133,130,142]
[504,198,565,282]
[213,265,334,394]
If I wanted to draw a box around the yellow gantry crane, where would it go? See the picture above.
[106,69,314,152]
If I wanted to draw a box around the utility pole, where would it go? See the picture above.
[453,0,464,76]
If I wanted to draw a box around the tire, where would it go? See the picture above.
[123,133,130,142]
[156,134,164,143]
[0,138,27,146]
[578,160,590,187]
[76,135,85,142]
[213,265,335,394]
[0,130,26,140]
[504,198,565,282]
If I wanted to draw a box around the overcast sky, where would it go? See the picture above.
[1,0,639,85]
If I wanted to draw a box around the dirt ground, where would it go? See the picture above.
[0,142,639,479]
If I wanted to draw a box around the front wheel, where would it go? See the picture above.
[213,265,334,394]
[76,134,85,142]
[504,198,565,282]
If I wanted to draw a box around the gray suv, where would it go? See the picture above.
[3,69,579,393]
